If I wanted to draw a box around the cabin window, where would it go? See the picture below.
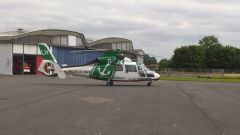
[61,35,68,46]
[125,65,137,72]
[115,64,123,71]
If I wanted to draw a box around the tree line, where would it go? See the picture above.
[146,36,240,70]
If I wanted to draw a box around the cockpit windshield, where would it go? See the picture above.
[136,64,155,78]
[142,65,151,72]
[142,64,155,77]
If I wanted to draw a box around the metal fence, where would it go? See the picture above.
[158,68,240,77]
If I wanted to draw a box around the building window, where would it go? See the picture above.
[39,36,51,44]
[122,42,127,50]
[68,35,76,46]
[103,44,111,49]
[28,36,39,44]
[20,36,30,44]
[61,35,68,46]
[117,43,121,50]
[52,36,60,45]
[112,43,117,50]
[127,42,133,50]
[76,37,84,46]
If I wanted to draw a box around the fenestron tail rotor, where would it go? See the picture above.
[37,43,66,79]
[44,62,55,76]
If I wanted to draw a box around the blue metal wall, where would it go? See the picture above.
[52,47,105,66]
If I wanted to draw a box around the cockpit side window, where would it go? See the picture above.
[115,64,123,71]
[125,65,137,72]
[138,65,146,77]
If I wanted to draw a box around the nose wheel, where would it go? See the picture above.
[147,80,152,86]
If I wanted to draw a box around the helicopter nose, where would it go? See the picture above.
[154,73,160,80]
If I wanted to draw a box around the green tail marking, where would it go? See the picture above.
[38,43,57,63]
[90,50,121,81]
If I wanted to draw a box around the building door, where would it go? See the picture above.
[24,55,37,74]
[13,54,37,75]
[13,54,23,75]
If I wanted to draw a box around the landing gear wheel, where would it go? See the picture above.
[110,81,113,86]
[147,81,152,86]
[107,81,113,86]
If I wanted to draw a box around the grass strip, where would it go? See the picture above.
[160,76,240,83]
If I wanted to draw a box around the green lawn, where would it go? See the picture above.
[160,76,240,83]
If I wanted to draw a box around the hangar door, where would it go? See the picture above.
[0,44,12,75]
[13,44,38,75]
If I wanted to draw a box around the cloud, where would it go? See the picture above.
[0,0,240,58]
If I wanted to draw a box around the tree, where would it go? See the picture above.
[205,44,223,69]
[172,46,190,68]
[150,57,157,64]
[188,45,205,69]
[221,46,240,70]
[199,36,220,49]
[198,36,225,69]
[144,54,157,68]
[171,45,205,69]
[144,54,151,66]
[159,59,171,69]
[170,35,240,70]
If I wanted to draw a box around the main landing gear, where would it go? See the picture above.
[106,80,113,86]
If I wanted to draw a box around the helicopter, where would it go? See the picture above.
[37,43,160,86]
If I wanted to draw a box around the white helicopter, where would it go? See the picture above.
[37,43,160,86]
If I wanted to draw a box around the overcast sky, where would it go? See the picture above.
[1,0,240,59]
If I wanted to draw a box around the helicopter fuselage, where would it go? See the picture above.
[61,59,160,82]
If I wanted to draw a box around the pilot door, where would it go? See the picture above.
[124,65,139,80]
[113,64,125,80]
[137,65,147,78]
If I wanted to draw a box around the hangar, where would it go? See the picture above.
[0,29,144,75]
[0,29,104,75]
[88,37,144,63]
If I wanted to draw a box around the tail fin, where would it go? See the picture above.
[38,43,66,79]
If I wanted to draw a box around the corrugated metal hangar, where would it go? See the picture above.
[0,29,144,75]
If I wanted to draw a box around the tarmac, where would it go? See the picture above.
[0,75,240,135]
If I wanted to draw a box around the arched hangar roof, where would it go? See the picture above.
[88,37,132,47]
[0,29,87,45]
